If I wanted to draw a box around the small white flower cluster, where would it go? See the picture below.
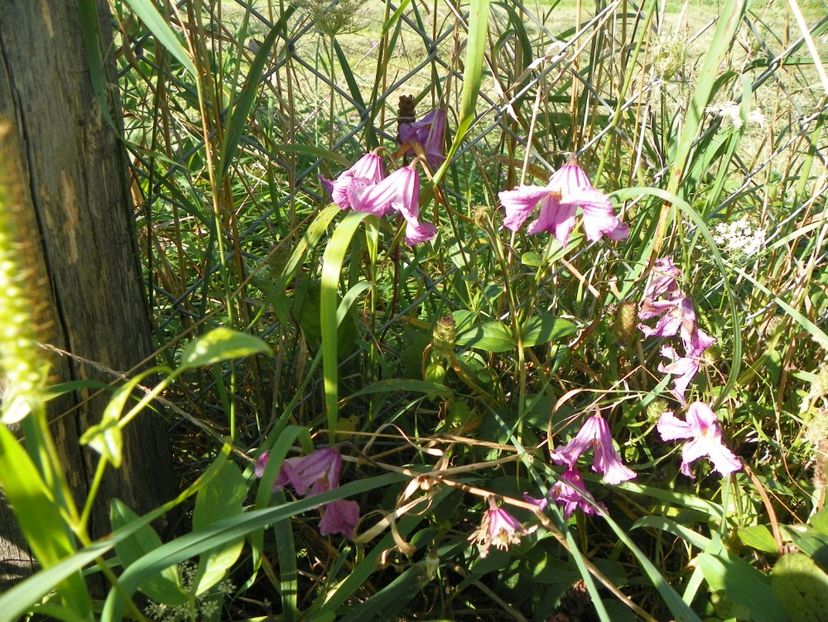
[143,561,236,622]
[707,101,765,129]
[713,218,766,257]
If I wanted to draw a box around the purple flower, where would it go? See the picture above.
[399,108,446,168]
[498,161,628,247]
[657,402,741,478]
[348,165,437,246]
[550,414,637,485]
[321,152,385,210]
[658,345,702,403]
[639,296,715,358]
[319,499,360,538]
[550,467,604,518]
[469,498,526,558]
[523,492,548,511]
[261,447,342,497]
[643,257,683,301]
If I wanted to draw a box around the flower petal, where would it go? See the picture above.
[319,499,360,538]
[499,185,549,232]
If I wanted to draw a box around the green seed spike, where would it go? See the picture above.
[0,121,50,424]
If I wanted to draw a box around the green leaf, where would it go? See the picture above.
[699,549,786,622]
[121,0,197,77]
[110,499,188,606]
[193,459,248,595]
[520,314,577,348]
[737,525,779,555]
[432,0,491,185]
[455,319,515,353]
[771,553,828,620]
[320,211,371,442]
[179,327,272,370]
[347,379,453,400]
[0,425,91,619]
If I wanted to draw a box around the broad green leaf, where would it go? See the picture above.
[193,459,248,595]
[699,549,786,622]
[771,553,828,620]
[736,525,778,555]
[520,314,577,348]
[0,425,91,619]
[456,319,514,353]
[179,327,272,370]
[347,379,453,400]
[110,499,188,606]
[121,0,196,77]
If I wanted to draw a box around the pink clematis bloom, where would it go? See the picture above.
[639,296,716,357]
[657,402,742,478]
[348,165,437,245]
[550,414,637,485]
[498,161,629,247]
[658,345,703,403]
[469,498,527,558]
[319,499,361,538]
[270,447,342,497]
[321,152,385,210]
[399,108,447,169]
[550,467,604,519]
[642,257,683,301]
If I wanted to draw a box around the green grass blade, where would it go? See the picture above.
[121,0,197,77]
[320,211,370,443]
[432,0,491,186]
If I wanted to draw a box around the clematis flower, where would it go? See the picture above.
[469,497,527,558]
[550,414,637,485]
[498,161,629,247]
[639,296,715,357]
[658,345,703,402]
[321,152,386,210]
[348,165,437,245]
[319,499,360,538]
[399,108,446,168]
[657,402,742,478]
[257,447,343,497]
[550,467,604,519]
[642,257,683,301]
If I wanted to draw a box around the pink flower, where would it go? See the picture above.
[348,165,437,246]
[639,296,715,357]
[399,108,446,168]
[321,152,385,210]
[657,402,741,478]
[498,161,628,246]
[319,499,360,538]
[523,492,548,511]
[469,497,526,558]
[258,447,342,497]
[642,257,683,301]
[550,414,637,485]
[550,467,604,518]
[658,345,702,403]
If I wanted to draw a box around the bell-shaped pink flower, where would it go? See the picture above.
[658,345,702,402]
[550,467,604,518]
[319,499,360,538]
[399,108,446,168]
[550,414,637,485]
[348,165,437,246]
[259,447,342,497]
[469,497,526,558]
[643,257,683,301]
[321,152,385,210]
[639,296,715,358]
[498,161,628,247]
[657,402,741,478]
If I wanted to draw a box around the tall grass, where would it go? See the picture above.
[1,0,826,620]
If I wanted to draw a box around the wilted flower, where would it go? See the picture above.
[319,499,360,538]
[399,108,446,169]
[469,497,526,558]
[498,161,628,247]
[321,152,385,210]
[256,447,343,497]
[550,414,637,485]
[348,165,437,245]
[657,402,742,478]
[550,467,604,518]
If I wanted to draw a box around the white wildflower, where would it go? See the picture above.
[713,218,766,257]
